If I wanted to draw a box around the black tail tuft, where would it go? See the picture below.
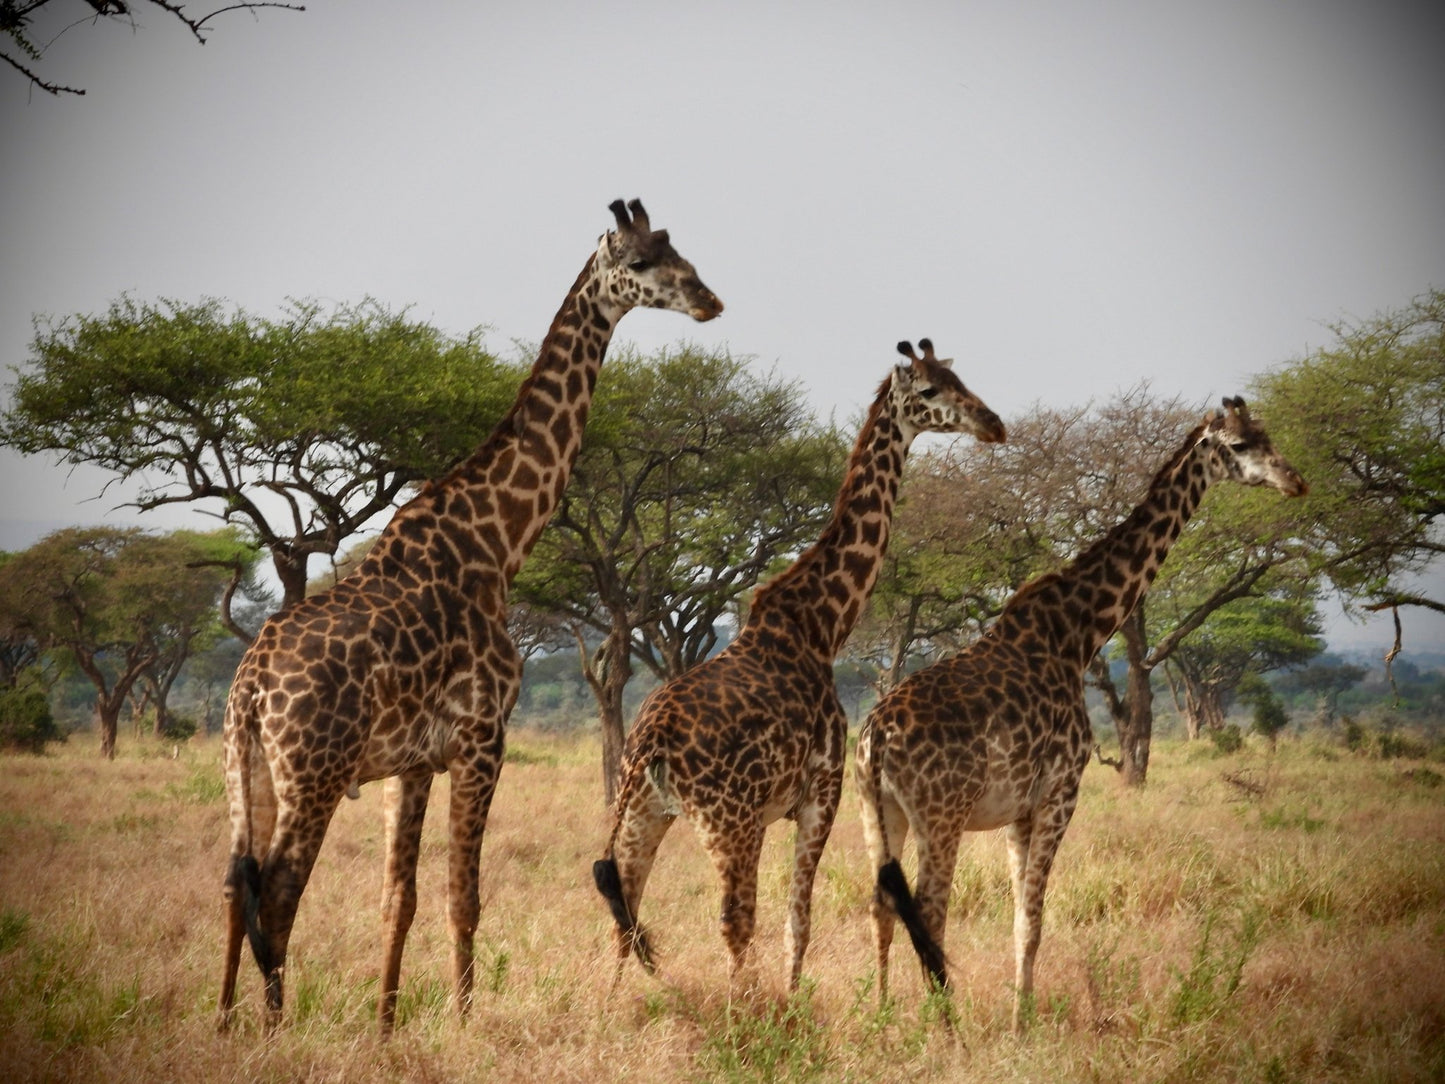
[877,858,948,990]
[234,854,272,978]
[593,857,656,973]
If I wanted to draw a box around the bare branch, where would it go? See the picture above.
[4,1,304,95]
[1365,593,1445,616]
[1,46,85,95]
[191,3,305,33]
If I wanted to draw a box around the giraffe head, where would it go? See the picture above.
[596,199,724,322]
[1201,396,1308,496]
[892,339,1007,444]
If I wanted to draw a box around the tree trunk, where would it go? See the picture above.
[878,596,922,697]
[152,698,172,738]
[578,620,634,808]
[272,547,311,611]
[1115,609,1154,787]
[1162,662,1201,740]
[95,699,122,760]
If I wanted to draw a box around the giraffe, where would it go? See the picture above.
[217,199,722,1035]
[594,339,1007,994]
[855,397,1307,1030]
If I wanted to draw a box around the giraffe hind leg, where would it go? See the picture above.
[876,858,947,990]
[859,771,912,1004]
[593,858,657,973]
[596,778,675,978]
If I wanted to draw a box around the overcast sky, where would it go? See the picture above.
[2,0,1442,650]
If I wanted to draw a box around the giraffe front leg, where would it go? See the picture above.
[377,770,433,1035]
[1005,799,1075,1033]
[783,771,842,991]
[445,743,503,1019]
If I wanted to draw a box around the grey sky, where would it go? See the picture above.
[2,0,1442,649]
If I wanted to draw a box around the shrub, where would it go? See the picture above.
[0,688,65,753]
[1210,724,1244,755]
[158,714,197,742]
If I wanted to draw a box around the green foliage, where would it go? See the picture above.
[1248,288,1445,614]
[1164,590,1324,735]
[1210,724,1244,755]
[517,344,845,689]
[1,296,523,607]
[0,686,63,753]
[696,984,833,1083]
[1238,673,1290,745]
[165,764,225,805]
[0,526,249,755]
[0,909,30,954]
[1168,909,1261,1026]
[157,714,197,741]
[0,921,151,1049]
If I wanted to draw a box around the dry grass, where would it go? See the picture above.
[1,730,1443,1082]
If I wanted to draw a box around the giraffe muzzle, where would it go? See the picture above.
[690,291,724,322]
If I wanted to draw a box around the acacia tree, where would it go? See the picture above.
[1273,658,1367,726]
[0,553,42,687]
[0,525,239,757]
[1,296,523,626]
[1159,591,1323,738]
[1250,289,1445,636]
[3,1,303,97]
[514,346,846,803]
[134,527,258,735]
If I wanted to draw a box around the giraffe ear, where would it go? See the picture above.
[894,362,915,389]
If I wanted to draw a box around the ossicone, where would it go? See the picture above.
[626,199,651,232]
[1223,395,1252,424]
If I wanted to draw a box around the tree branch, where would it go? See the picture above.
[1,46,84,95]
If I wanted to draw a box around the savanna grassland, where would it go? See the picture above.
[1,729,1442,1083]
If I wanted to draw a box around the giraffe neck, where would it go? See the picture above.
[360,254,624,592]
[744,381,910,659]
[999,427,1221,669]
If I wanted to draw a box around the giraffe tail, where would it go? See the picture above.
[221,681,275,988]
[876,859,948,991]
[864,720,948,991]
[593,747,662,973]
[592,857,657,973]
[226,852,273,976]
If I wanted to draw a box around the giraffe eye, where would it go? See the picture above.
[628,259,651,272]
[1228,440,1249,452]
[919,387,940,399]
